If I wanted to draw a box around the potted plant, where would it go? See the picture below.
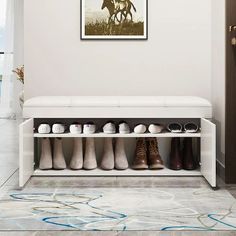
[13,65,24,108]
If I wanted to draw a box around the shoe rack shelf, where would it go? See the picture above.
[33,168,201,177]
[34,132,201,138]
[19,118,216,188]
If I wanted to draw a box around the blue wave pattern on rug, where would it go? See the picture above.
[0,188,235,231]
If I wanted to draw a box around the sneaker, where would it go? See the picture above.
[69,122,82,134]
[148,124,164,134]
[167,123,182,133]
[52,123,66,134]
[83,122,96,134]
[38,123,51,134]
[184,123,199,133]
[103,121,116,134]
[119,121,130,134]
[134,124,147,134]
[132,138,148,169]
[146,138,164,169]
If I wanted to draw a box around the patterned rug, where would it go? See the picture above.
[0,187,236,231]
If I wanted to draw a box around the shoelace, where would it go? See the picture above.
[136,140,146,157]
[149,140,159,155]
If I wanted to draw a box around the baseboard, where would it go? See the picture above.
[217,158,225,182]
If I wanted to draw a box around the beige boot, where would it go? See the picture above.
[39,138,52,170]
[70,138,83,170]
[84,138,97,170]
[53,138,66,170]
[101,138,114,170]
[115,138,129,170]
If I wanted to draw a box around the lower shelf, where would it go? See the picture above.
[33,168,202,177]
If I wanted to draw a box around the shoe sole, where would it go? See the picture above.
[132,164,149,170]
[149,164,165,170]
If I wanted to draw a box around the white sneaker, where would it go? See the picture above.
[119,121,130,134]
[83,122,96,134]
[38,123,51,134]
[134,124,147,134]
[70,123,82,134]
[52,123,66,134]
[103,121,116,134]
[148,124,164,134]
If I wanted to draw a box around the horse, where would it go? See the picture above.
[101,0,121,24]
[101,0,136,24]
[114,0,136,22]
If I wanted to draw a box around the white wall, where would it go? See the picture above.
[24,0,212,100]
[211,0,226,167]
[14,0,24,117]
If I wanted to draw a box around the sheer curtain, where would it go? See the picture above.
[0,0,14,118]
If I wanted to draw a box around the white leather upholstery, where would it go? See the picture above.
[23,96,212,118]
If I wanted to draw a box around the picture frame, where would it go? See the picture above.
[80,0,148,40]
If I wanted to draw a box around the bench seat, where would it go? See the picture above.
[23,96,212,118]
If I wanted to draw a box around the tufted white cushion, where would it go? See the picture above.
[23,96,212,118]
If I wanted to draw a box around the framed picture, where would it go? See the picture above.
[81,0,148,40]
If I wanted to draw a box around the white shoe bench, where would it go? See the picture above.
[20,96,216,188]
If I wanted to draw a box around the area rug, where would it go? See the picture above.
[0,187,235,231]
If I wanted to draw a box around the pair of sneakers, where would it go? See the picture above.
[70,122,96,134]
[38,123,65,134]
[132,138,164,170]
[134,124,164,134]
[103,121,130,134]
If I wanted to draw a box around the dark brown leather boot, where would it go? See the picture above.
[132,138,148,170]
[169,137,182,170]
[147,138,164,169]
[183,138,196,170]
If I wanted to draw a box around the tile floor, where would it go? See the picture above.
[0,119,236,235]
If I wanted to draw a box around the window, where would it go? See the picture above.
[0,0,7,97]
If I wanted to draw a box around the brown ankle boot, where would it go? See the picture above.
[147,138,164,169]
[169,137,182,170]
[183,138,196,170]
[132,138,148,170]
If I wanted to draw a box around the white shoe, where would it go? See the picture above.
[148,124,164,134]
[103,121,116,134]
[39,138,52,170]
[100,138,114,170]
[119,121,130,134]
[38,124,51,134]
[70,123,82,134]
[83,122,96,134]
[134,124,147,134]
[70,138,83,170]
[84,138,97,170]
[52,123,65,134]
[53,138,66,170]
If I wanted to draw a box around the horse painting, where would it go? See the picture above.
[81,0,147,39]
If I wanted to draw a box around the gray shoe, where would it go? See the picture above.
[39,138,52,170]
[70,138,83,170]
[84,138,97,170]
[115,138,129,170]
[101,138,114,170]
[53,138,66,170]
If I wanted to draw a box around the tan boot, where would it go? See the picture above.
[70,138,83,170]
[84,138,97,170]
[132,138,148,170]
[53,138,66,170]
[39,138,52,170]
[147,138,164,169]
[115,138,128,170]
[101,138,114,170]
